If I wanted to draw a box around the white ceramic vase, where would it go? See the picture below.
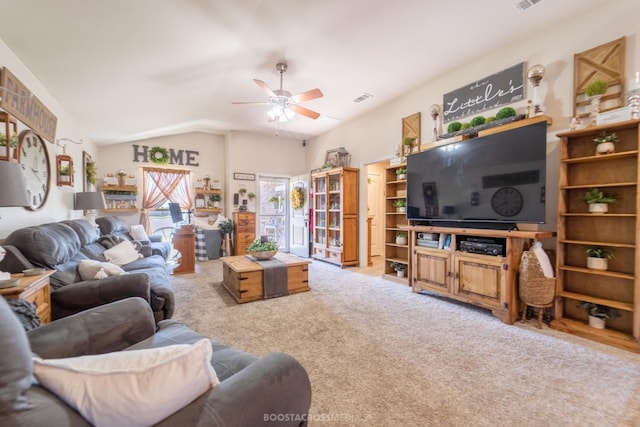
[397,173,406,180]
[396,236,408,245]
[396,270,405,278]
[587,257,608,271]
[596,142,615,155]
[397,207,406,213]
[588,203,608,214]
[588,315,606,329]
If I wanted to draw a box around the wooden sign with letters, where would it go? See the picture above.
[0,67,57,143]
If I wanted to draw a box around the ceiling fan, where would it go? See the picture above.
[232,62,323,122]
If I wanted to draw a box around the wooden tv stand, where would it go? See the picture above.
[409,226,555,324]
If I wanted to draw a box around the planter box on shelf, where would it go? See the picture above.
[587,257,608,271]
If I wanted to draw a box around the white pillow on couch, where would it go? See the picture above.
[78,260,126,281]
[103,240,143,266]
[33,338,219,427]
[129,224,150,242]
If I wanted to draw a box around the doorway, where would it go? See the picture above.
[257,175,289,251]
[365,160,388,273]
[289,174,310,257]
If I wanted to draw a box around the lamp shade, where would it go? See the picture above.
[74,191,106,210]
[0,162,30,207]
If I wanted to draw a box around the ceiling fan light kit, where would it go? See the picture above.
[233,61,323,127]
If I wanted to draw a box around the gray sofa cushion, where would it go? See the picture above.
[3,223,80,268]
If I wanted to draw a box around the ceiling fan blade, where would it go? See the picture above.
[290,104,321,120]
[254,79,276,97]
[291,88,323,103]
[231,101,271,105]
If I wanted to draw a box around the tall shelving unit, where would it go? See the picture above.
[384,163,409,284]
[312,167,359,268]
[552,119,640,353]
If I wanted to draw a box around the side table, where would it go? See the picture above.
[172,224,195,274]
[0,270,55,324]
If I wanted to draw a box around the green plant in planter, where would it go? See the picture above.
[585,246,615,259]
[59,165,71,176]
[583,188,618,204]
[268,195,279,203]
[395,167,406,175]
[390,261,406,272]
[585,79,608,97]
[238,188,247,196]
[209,194,221,203]
[402,137,415,146]
[396,231,408,238]
[593,132,619,145]
[86,161,97,185]
[218,218,233,235]
[496,107,516,120]
[447,122,462,133]
[247,192,256,200]
[460,122,470,130]
[393,199,406,208]
[579,302,620,320]
[469,116,486,127]
[485,116,496,123]
[0,132,18,148]
[246,238,278,253]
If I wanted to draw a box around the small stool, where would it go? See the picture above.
[519,250,556,329]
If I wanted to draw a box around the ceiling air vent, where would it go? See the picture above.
[513,0,543,12]
[353,93,373,103]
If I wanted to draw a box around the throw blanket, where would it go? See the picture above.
[255,258,289,299]
[7,299,41,331]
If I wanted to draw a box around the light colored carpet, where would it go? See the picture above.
[169,258,640,426]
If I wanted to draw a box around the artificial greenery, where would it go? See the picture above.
[579,302,620,320]
[460,123,470,130]
[246,238,278,253]
[59,165,71,176]
[390,261,407,272]
[395,167,406,175]
[496,107,516,120]
[247,192,256,200]
[585,79,608,97]
[149,146,170,164]
[208,194,221,203]
[393,199,406,208]
[485,116,496,123]
[447,122,462,133]
[585,246,615,259]
[402,137,415,146]
[396,231,408,238]
[583,188,618,204]
[238,187,247,196]
[86,161,97,185]
[469,116,486,127]
[0,132,18,147]
[593,132,619,145]
[268,195,279,203]
[218,218,233,235]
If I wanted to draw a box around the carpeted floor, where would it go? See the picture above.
[169,258,640,426]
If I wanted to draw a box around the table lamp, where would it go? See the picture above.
[0,161,30,281]
[74,191,106,228]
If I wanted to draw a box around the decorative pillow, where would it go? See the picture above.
[103,240,143,266]
[0,298,33,412]
[78,260,127,281]
[33,338,219,427]
[129,224,150,242]
[193,216,216,230]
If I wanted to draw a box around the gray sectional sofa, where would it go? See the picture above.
[0,219,174,323]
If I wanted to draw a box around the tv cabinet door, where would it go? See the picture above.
[453,253,505,309]
[413,249,451,294]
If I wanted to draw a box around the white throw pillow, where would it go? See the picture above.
[103,240,142,266]
[78,260,127,281]
[129,224,150,242]
[33,338,219,427]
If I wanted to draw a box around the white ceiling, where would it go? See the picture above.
[0,0,606,144]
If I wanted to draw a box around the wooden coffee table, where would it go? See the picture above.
[222,253,310,303]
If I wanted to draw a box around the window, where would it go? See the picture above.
[140,167,192,233]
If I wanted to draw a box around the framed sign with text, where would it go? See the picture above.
[233,172,255,181]
[442,62,525,123]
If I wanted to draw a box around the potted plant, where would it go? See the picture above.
[59,164,72,183]
[268,195,279,209]
[247,192,256,201]
[593,131,618,155]
[584,188,618,213]
[395,167,406,180]
[393,199,406,213]
[0,132,17,158]
[86,161,97,186]
[238,187,247,197]
[585,246,614,271]
[390,261,407,278]
[585,79,608,126]
[395,231,408,245]
[209,194,221,209]
[579,302,619,329]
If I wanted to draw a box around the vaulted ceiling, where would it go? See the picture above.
[0,0,606,144]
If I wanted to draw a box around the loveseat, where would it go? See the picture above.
[0,219,174,322]
[0,297,312,426]
[96,216,171,260]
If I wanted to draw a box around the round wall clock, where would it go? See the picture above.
[490,186,523,217]
[17,130,50,210]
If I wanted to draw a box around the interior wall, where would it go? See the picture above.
[0,39,95,238]
[96,132,226,227]
[306,0,640,265]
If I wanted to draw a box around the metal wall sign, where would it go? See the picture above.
[0,67,58,143]
[442,62,525,123]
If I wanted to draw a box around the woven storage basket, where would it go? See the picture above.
[519,250,555,306]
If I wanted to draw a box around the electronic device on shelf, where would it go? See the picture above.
[458,237,505,256]
[406,121,547,229]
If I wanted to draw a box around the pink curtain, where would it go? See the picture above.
[140,167,192,233]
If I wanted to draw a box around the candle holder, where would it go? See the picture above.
[429,104,441,142]
[527,64,545,116]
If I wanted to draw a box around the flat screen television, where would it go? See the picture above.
[406,120,547,229]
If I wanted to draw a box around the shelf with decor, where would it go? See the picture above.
[384,163,409,284]
[194,187,223,216]
[552,119,640,353]
[101,185,138,212]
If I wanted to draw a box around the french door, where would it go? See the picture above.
[257,175,289,251]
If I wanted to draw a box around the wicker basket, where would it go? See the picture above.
[519,250,556,306]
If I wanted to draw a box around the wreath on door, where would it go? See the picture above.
[290,187,305,210]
